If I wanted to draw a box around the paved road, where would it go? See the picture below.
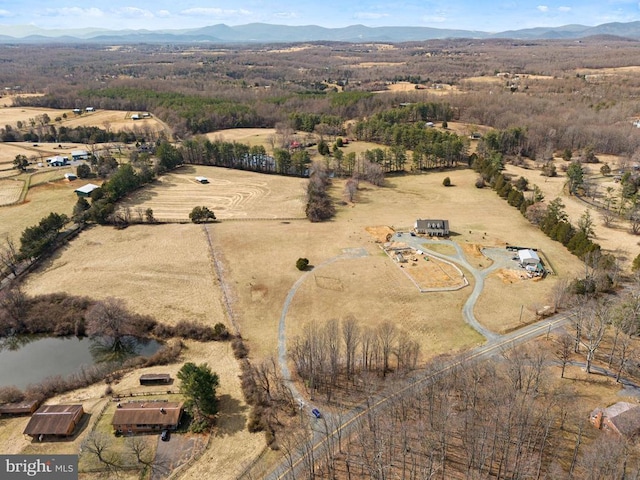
[265,311,575,480]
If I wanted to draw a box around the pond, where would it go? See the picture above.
[0,335,162,389]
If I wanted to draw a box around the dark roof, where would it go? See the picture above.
[415,219,449,230]
[23,404,83,435]
[112,402,183,427]
[609,406,640,438]
[139,373,171,381]
[0,399,40,415]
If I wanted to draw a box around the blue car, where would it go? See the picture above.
[311,408,322,419]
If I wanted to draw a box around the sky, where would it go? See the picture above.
[0,0,639,33]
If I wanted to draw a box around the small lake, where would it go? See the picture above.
[0,335,162,389]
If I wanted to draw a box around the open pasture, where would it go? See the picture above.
[504,161,639,268]
[22,224,228,327]
[205,127,276,147]
[0,180,78,240]
[119,165,307,221]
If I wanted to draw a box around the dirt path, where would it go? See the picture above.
[277,248,369,404]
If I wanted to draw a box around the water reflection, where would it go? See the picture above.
[89,335,156,363]
[0,335,162,389]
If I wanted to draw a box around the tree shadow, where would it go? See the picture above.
[214,394,248,437]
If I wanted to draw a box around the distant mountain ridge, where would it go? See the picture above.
[2,21,640,44]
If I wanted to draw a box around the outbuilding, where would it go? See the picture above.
[64,173,77,181]
[74,183,100,197]
[71,150,89,160]
[139,373,172,385]
[23,404,84,438]
[47,155,68,167]
[517,249,540,266]
[0,399,40,416]
[195,176,209,184]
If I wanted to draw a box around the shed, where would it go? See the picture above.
[0,399,40,416]
[517,249,540,266]
[85,107,95,112]
[71,150,89,160]
[74,183,100,197]
[23,404,84,438]
[64,173,77,181]
[414,219,449,236]
[139,373,172,385]
[112,401,184,434]
[131,114,141,120]
[195,176,209,184]
[72,108,81,114]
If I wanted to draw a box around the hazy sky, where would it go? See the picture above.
[0,0,638,32]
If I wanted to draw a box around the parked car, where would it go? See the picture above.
[410,232,416,237]
[161,430,170,441]
[311,408,322,419]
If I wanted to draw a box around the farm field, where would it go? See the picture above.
[0,179,79,240]
[119,165,307,221]
[504,160,638,268]
[22,224,227,327]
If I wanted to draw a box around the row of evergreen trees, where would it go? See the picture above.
[472,151,601,260]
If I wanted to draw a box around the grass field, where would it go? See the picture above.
[0,180,78,240]
[0,107,169,137]
[119,165,307,221]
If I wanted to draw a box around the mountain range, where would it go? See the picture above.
[1,21,640,44]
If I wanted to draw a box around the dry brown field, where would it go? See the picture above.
[0,142,98,166]
[0,179,79,240]
[0,178,24,206]
[504,161,639,268]
[0,106,168,136]
[204,128,276,148]
[119,165,307,221]
[60,110,167,136]
[23,224,227,327]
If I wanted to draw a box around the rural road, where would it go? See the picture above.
[263,234,566,479]
[265,311,575,480]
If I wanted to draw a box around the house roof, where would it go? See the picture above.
[607,404,640,438]
[139,373,171,381]
[112,402,184,427]
[415,219,449,230]
[23,404,83,435]
[74,183,100,195]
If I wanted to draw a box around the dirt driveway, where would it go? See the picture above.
[152,433,207,480]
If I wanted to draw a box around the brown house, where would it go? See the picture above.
[0,399,40,416]
[590,402,640,439]
[23,404,84,438]
[112,401,184,434]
